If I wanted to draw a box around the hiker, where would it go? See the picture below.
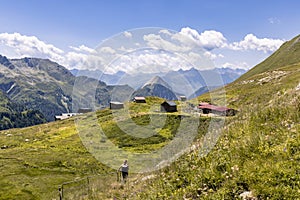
[119,160,129,183]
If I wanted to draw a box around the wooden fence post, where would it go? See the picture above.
[87,177,90,198]
[58,186,63,200]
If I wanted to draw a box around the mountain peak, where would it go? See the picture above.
[143,76,172,90]
[133,75,178,100]
[0,54,14,69]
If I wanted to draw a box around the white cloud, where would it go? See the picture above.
[229,34,284,53]
[63,52,104,70]
[63,51,88,68]
[0,30,286,73]
[117,46,136,53]
[159,29,172,36]
[204,51,224,60]
[99,46,116,54]
[218,54,224,58]
[143,33,190,52]
[175,27,284,54]
[268,17,281,24]
[0,32,100,69]
[187,52,203,62]
[123,31,132,38]
[178,27,227,50]
[69,45,96,54]
[222,62,250,70]
[109,50,194,74]
[0,32,64,61]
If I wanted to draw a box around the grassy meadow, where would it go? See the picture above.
[0,49,300,199]
[0,96,210,199]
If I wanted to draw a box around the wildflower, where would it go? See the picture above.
[231,165,239,172]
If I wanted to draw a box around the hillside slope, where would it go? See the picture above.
[0,116,111,199]
[197,34,300,108]
[0,35,299,199]
[238,34,300,81]
[0,90,46,130]
[121,35,300,199]
[0,55,132,122]
[0,96,189,199]
[0,55,75,121]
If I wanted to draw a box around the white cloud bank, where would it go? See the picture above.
[123,31,132,38]
[177,27,284,53]
[0,32,64,61]
[0,29,285,73]
[69,45,96,54]
[179,27,227,50]
[222,62,250,69]
[229,34,284,53]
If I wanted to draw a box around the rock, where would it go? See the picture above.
[239,191,257,200]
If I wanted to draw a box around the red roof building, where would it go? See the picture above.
[198,103,236,116]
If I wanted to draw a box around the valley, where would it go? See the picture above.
[0,34,299,199]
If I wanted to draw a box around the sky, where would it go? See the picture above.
[0,0,300,73]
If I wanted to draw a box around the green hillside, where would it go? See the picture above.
[0,90,46,130]
[197,34,300,109]
[114,36,300,199]
[0,56,75,121]
[0,35,300,199]
[131,81,299,199]
[0,97,202,199]
[0,90,10,113]
[238,34,300,81]
[0,112,113,199]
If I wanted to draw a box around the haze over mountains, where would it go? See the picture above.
[71,67,246,97]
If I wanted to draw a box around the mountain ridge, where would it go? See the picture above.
[71,67,247,96]
[238,34,300,81]
[0,55,133,122]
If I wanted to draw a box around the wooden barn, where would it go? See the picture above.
[110,101,124,110]
[198,102,236,116]
[161,101,177,112]
[133,96,146,103]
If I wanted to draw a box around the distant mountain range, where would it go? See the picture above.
[70,67,246,97]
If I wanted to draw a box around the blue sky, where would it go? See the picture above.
[0,0,300,72]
